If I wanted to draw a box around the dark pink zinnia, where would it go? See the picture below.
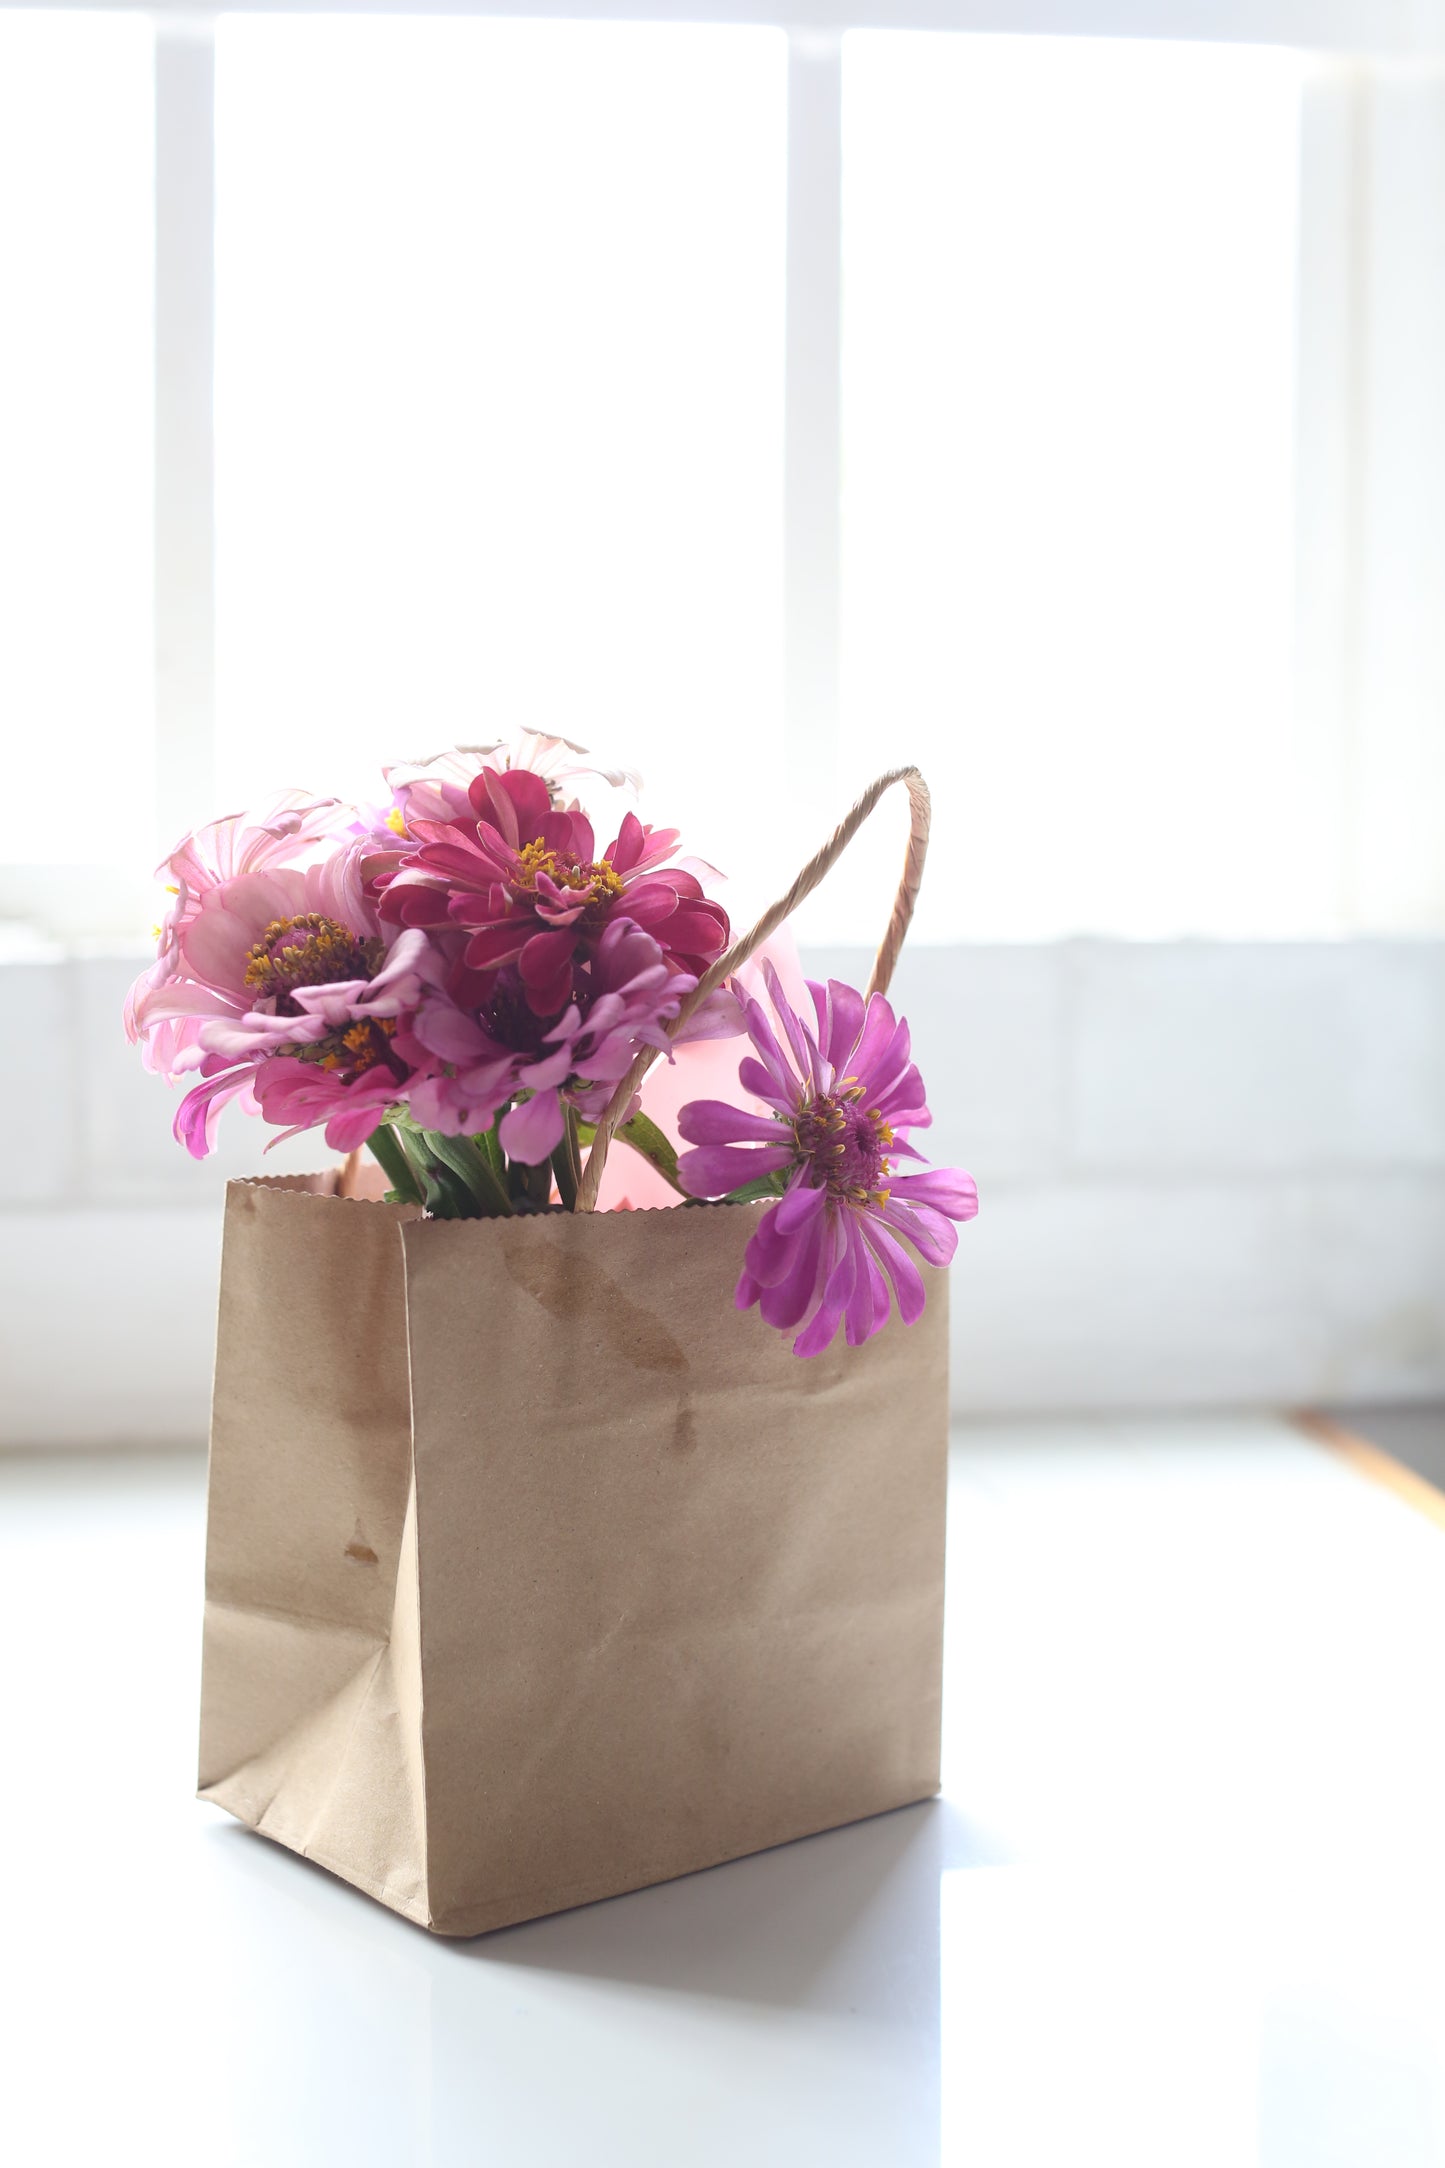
[376,764,729,1017]
[677,965,978,1357]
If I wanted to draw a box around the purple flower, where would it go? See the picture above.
[677,965,977,1357]
[406,915,703,1164]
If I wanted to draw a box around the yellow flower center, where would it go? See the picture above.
[287,1015,399,1075]
[243,914,379,1012]
[511,836,624,911]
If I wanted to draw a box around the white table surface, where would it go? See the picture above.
[5,1416,1445,2168]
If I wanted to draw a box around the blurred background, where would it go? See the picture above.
[3,0,1445,1442]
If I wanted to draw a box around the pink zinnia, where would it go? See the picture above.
[159,842,436,1157]
[125,792,350,1074]
[375,765,728,1016]
[251,1057,409,1154]
[677,966,978,1357]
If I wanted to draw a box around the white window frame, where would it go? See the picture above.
[3,0,1444,940]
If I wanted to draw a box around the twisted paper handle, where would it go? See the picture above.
[575,765,931,1211]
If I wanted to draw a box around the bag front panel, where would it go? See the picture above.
[402,1203,949,1936]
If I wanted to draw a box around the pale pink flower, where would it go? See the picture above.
[677,965,978,1357]
[137,842,378,1069]
[160,842,438,1158]
[125,793,352,1073]
[382,735,639,829]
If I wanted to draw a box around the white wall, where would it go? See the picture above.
[2,937,1442,1443]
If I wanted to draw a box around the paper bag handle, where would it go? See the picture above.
[576,765,931,1212]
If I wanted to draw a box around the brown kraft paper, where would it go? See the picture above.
[198,1171,950,1936]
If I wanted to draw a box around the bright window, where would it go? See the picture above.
[0,10,153,870]
[0,12,1439,948]
[836,33,1303,943]
[214,16,787,894]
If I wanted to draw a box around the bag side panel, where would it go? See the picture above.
[403,1203,948,1937]
[198,1179,431,1923]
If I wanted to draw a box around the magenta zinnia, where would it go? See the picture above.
[677,966,977,1357]
[375,764,729,1016]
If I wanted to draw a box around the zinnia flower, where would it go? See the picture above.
[160,841,436,1156]
[250,1057,411,1154]
[381,735,640,831]
[376,764,728,1016]
[404,915,702,1162]
[677,965,977,1357]
[125,792,350,1074]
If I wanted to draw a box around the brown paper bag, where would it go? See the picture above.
[199,766,952,1934]
[198,1172,949,1936]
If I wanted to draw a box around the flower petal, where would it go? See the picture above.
[610,809,647,872]
[889,1166,979,1220]
[672,988,744,1046]
[517,1045,574,1090]
[848,990,899,1083]
[677,1100,790,1148]
[463,921,529,971]
[764,960,825,1090]
[844,1224,891,1347]
[879,1198,960,1268]
[518,928,577,1015]
[737,1055,794,1114]
[323,1095,393,1153]
[739,993,798,1098]
[793,1218,855,1358]
[739,1205,801,1289]
[755,1202,829,1330]
[806,977,865,1078]
[677,1143,793,1197]
[414,1001,497,1064]
[772,1178,828,1236]
[499,1087,565,1164]
[173,1066,252,1159]
[860,1215,928,1325]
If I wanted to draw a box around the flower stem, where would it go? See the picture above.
[367,1122,425,1206]
[551,1106,581,1212]
[421,1129,514,1217]
[461,1133,516,1218]
[521,1157,553,1209]
[576,1111,686,1195]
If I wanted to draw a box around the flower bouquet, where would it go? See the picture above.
[131,742,976,1934]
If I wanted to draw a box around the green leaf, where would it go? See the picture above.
[476,1124,506,1182]
[620,1111,683,1191]
[719,1172,789,1206]
[575,1110,686,1195]
[366,1122,424,1207]
[419,1129,515,1218]
[409,1140,469,1218]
